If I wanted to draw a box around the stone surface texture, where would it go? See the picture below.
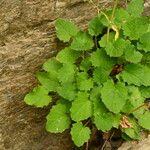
[0,0,150,150]
[118,135,150,150]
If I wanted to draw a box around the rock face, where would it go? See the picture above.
[0,0,97,150]
[0,0,150,150]
[118,135,150,150]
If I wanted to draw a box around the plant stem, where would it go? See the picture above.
[127,103,147,115]
[84,119,91,127]
[111,0,119,21]
[107,0,119,42]
[94,36,98,48]
[86,141,89,150]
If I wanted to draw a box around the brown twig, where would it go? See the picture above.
[86,141,89,150]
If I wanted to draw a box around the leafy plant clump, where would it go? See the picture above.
[24,0,150,148]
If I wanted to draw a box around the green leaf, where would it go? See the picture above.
[114,8,130,26]
[70,92,92,121]
[58,63,76,83]
[93,99,113,132]
[46,102,71,133]
[76,71,88,80]
[90,86,102,102]
[101,80,128,113]
[71,31,94,51]
[78,78,93,91]
[138,32,150,52]
[113,114,121,128]
[95,112,114,132]
[36,72,59,92]
[141,52,150,67]
[99,32,115,48]
[105,38,128,57]
[120,64,150,86]
[80,56,92,71]
[122,86,145,118]
[93,67,110,84]
[76,72,93,91]
[100,10,112,27]
[122,118,141,140]
[88,16,104,36]
[122,17,149,40]
[127,0,144,17]
[71,122,91,147]
[43,58,62,79]
[57,82,77,101]
[123,128,140,140]
[90,48,116,69]
[138,111,150,130]
[139,86,150,98]
[124,41,143,63]
[24,86,52,107]
[56,47,81,64]
[55,19,79,42]
[121,100,134,114]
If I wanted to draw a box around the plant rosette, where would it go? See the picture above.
[24,0,150,148]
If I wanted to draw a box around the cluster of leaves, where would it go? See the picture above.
[24,0,150,147]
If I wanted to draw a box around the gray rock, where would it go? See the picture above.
[118,135,150,150]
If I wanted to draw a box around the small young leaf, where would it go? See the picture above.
[71,122,91,147]
[88,16,104,36]
[46,102,71,133]
[120,64,150,86]
[138,111,150,130]
[24,86,51,107]
[56,47,81,64]
[70,92,92,122]
[71,31,94,51]
[101,80,128,113]
[123,17,149,40]
[55,19,79,42]
[127,0,144,17]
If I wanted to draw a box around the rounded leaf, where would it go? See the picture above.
[71,122,91,147]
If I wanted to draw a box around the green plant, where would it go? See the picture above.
[24,0,150,148]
